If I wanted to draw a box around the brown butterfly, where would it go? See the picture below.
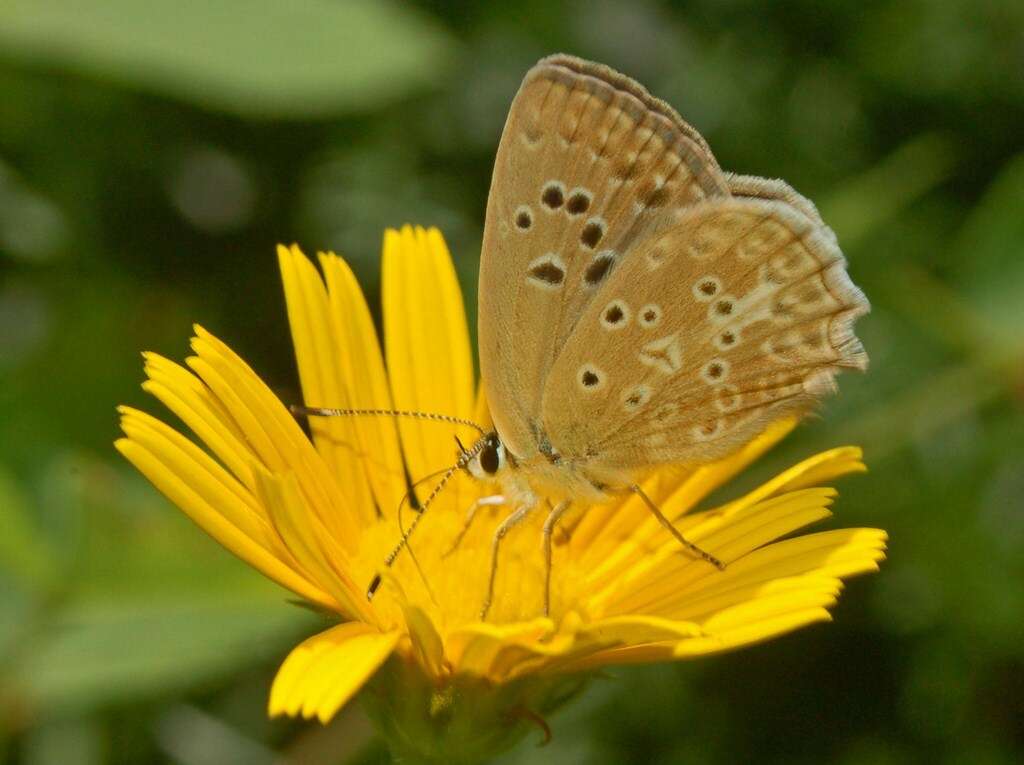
[304,55,868,619]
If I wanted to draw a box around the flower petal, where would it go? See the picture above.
[269,623,400,723]
[590,487,840,614]
[252,467,371,623]
[118,407,274,551]
[446,618,557,680]
[320,251,408,519]
[114,434,337,611]
[573,417,799,567]
[140,353,258,495]
[578,443,865,606]
[401,602,446,677]
[279,244,378,525]
[188,326,358,550]
[382,226,476,514]
[671,608,835,657]
[576,614,703,644]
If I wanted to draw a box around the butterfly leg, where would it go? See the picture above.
[630,484,726,570]
[541,500,572,617]
[443,494,506,558]
[480,500,538,621]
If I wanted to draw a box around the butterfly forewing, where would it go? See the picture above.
[479,54,730,459]
[540,196,869,475]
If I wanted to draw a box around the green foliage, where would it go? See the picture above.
[1,0,1022,763]
[0,0,455,118]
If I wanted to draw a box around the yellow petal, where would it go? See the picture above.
[142,353,257,492]
[320,251,408,519]
[188,326,357,550]
[252,468,370,623]
[672,608,834,657]
[557,643,678,673]
[118,407,275,552]
[573,417,799,558]
[576,614,703,644]
[269,623,400,723]
[590,487,839,614]
[114,437,337,611]
[382,226,476,515]
[278,244,377,525]
[140,378,254,494]
[579,444,865,606]
[446,618,556,679]
[401,602,446,677]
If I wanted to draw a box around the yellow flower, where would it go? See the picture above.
[116,226,886,758]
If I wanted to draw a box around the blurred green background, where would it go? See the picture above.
[2,1,1023,763]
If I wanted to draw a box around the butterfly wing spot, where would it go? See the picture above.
[541,181,566,210]
[735,219,792,260]
[580,221,605,248]
[621,384,653,412]
[707,295,736,323]
[692,419,724,441]
[801,322,827,350]
[583,251,616,287]
[646,245,668,271]
[692,275,722,302]
[565,188,593,215]
[714,384,742,412]
[600,299,631,329]
[526,253,567,290]
[514,205,533,231]
[577,364,606,392]
[771,242,816,276]
[701,358,730,384]
[713,328,740,351]
[520,126,543,149]
[800,284,824,305]
[638,303,663,328]
[638,333,683,374]
[687,235,716,259]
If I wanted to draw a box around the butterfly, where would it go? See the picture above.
[303,55,868,619]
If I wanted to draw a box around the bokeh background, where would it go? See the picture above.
[2,1,1023,763]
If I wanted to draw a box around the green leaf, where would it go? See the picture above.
[10,597,321,716]
[0,0,455,118]
[819,133,956,251]
[0,466,58,591]
[951,153,1024,354]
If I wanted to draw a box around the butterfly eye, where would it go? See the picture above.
[478,436,505,475]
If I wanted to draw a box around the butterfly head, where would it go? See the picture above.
[461,432,511,481]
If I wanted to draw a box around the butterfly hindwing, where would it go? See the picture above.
[478,54,730,459]
[540,196,869,477]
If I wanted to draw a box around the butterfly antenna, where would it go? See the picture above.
[291,405,485,435]
[367,438,487,600]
